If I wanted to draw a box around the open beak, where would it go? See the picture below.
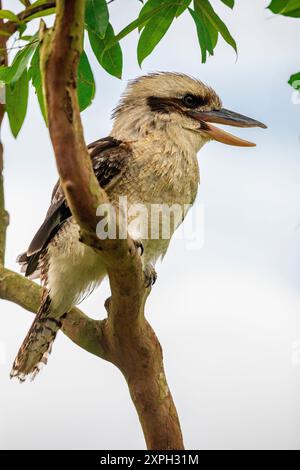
[187,108,267,147]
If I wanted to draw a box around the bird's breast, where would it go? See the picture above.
[106,146,200,262]
[123,144,200,205]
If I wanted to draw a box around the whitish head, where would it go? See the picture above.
[111,72,266,152]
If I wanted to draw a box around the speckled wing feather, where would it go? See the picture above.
[88,136,131,188]
[18,137,132,277]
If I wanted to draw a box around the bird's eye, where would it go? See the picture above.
[182,94,197,108]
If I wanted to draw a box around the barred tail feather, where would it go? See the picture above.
[10,295,62,382]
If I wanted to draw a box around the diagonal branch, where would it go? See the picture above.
[39,0,184,450]
[0,266,106,359]
[4,2,56,36]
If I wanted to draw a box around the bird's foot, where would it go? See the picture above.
[143,264,157,288]
[132,240,156,287]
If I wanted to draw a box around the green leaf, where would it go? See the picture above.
[194,0,236,52]
[29,0,50,6]
[24,7,55,22]
[175,0,193,17]
[0,9,20,22]
[189,8,208,62]
[137,0,191,28]
[85,0,109,39]
[288,72,300,90]
[205,14,219,49]
[88,23,123,79]
[77,51,95,111]
[138,0,163,31]
[137,4,178,66]
[17,22,27,36]
[103,1,180,53]
[6,69,29,137]
[267,0,284,11]
[189,7,217,63]
[268,0,300,17]
[220,0,235,8]
[0,40,38,84]
[19,35,34,41]
[28,46,46,122]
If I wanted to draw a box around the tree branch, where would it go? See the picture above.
[0,12,9,267]
[4,2,56,36]
[39,0,184,450]
[0,98,8,267]
[0,266,106,359]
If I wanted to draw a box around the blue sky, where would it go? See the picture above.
[1,0,300,450]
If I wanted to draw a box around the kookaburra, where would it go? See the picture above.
[11,72,266,381]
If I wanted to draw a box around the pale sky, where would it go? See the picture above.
[1,0,300,450]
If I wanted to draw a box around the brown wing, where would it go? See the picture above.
[18,137,132,277]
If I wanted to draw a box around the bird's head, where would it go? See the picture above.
[111,72,266,152]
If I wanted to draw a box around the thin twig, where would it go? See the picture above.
[0,39,39,53]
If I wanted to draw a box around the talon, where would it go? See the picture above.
[144,264,157,288]
[134,239,144,257]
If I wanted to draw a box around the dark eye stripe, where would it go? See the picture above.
[147,95,210,114]
[147,96,183,113]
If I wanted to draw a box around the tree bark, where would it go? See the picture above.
[0,10,9,267]
[0,103,8,266]
[39,0,184,450]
